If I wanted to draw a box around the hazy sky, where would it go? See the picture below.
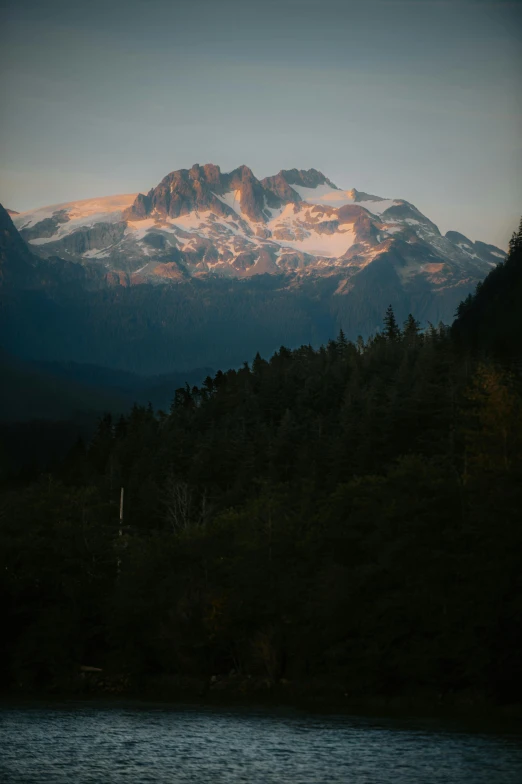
[1,0,520,247]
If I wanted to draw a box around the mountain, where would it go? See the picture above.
[13,164,504,283]
[1,165,507,376]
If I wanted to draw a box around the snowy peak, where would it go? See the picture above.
[223,165,267,222]
[127,164,343,227]
[125,162,269,223]
[445,230,506,264]
[275,168,338,190]
[260,168,337,206]
[349,188,385,203]
[12,164,507,287]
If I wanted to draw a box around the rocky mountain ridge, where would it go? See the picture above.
[2,166,508,375]
[12,165,505,288]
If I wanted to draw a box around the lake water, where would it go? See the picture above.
[1,702,521,783]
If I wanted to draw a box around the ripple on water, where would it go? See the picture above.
[0,704,521,783]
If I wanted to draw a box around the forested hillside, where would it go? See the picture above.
[3,269,466,375]
[453,217,522,359]
[1,220,521,705]
[0,351,211,424]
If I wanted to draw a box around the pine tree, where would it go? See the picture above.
[252,352,268,376]
[383,305,400,341]
[508,216,522,254]
[202,375,215,399]
[403,313,422,345]
[115,415,128,439]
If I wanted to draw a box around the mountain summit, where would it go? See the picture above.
[12,163,505,285]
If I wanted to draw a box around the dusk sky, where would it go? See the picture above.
[1,0,520,247]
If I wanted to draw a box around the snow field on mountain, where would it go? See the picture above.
[14,194,137,231]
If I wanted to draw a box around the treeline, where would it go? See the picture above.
[1,222,521,702]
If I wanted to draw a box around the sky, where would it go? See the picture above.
[1,0,521,247]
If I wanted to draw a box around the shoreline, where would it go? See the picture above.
[2,673,522,726]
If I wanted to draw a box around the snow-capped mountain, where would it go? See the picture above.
[1,169,511,376]
[13,164,505,286]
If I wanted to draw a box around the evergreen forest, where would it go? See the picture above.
[1,220,521,706]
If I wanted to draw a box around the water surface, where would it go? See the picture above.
[1,702,521,783]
